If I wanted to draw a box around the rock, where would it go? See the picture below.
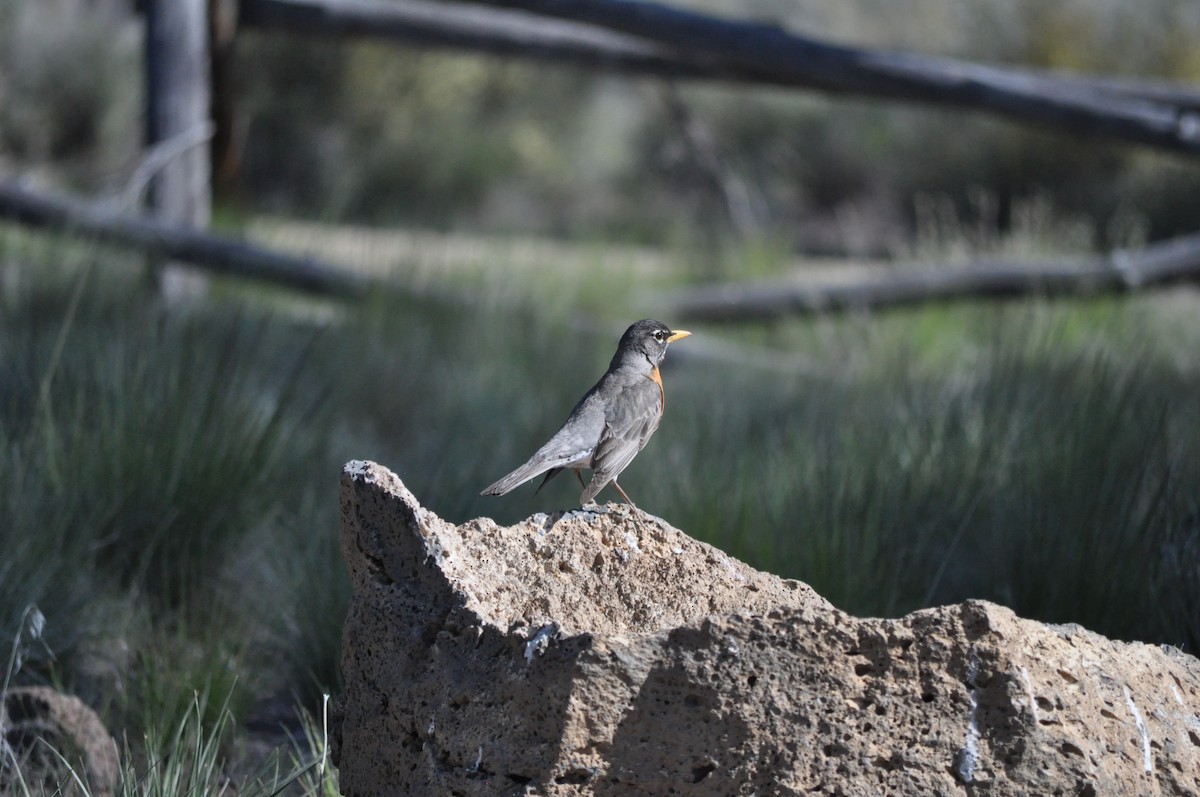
[331,461,1200,796]
[1,686,120,797]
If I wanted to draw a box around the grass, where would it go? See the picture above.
[660,303,1200,643]
[1,221,1198,795]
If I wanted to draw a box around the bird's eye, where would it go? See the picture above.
[654,330,665,341]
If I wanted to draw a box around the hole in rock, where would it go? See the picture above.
[554,770,592,785]
[1060,742,1084,758]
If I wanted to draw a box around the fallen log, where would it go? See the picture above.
[243,0,1200,118]
[675,233,1200,321]
[0,181,369,297]
[240,0,707,78]
[464,0,1200,155]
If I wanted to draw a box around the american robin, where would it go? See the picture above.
[481,319,691,509]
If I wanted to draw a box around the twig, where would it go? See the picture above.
[113,122,217,215]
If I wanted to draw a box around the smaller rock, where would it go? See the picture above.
[1,686,120,797]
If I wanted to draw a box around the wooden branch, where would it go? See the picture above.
[246,0,1200,107]
[0,181,368,297]
[239,0,718,78]
[454,0,1200,155]
[242,0,1200,113]
[119,122,215,214]
[1034,70,1200,113]
[674,234,1200,322]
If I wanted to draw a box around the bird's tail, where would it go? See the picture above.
[579,476,608,505]
[480,458,552,496]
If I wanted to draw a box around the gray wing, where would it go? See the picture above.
[579,377,663,503]
[480,393,606,496]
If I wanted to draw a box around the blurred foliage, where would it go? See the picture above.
[0,0,141,189]
[4,0,1200,251]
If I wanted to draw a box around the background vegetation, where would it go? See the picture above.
[6,0,1200,249]
[2,0,1200,793]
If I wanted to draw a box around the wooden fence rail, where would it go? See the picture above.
[240,0,1200,154]
[674,234,1200,321]
[0,181,368,297]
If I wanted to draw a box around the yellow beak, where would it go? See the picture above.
[667,330,691,343]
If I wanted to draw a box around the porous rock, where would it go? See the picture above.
[331,461,1200,796]
[1,686,120,797]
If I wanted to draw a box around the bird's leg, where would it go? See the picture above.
[611,481,639,512]
[573,469,587,489]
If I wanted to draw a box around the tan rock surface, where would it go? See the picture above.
[331,460,1200,796]
[1,686,121,797]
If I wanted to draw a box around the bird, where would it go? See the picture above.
[481,319,691,510]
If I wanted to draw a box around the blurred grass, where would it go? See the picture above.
[1,221,1198,794]
[657,303,1200,644]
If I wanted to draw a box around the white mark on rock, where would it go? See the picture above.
[624,531,641,554]
[524,623,557,664]
[465,745,483,774]
[1018,666,1039,724]
[956,654,981,784]
[672,546,683,555]
[345,460,373,480]
[722,557,747,582]
[1170,682,1185,707]
[428,717,435,736]
[1124,685,1153,776]
[724,636,740,657]
[424,538,447,567]
[569,505,605,522]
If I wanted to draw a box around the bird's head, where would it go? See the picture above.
[616,319,691,368]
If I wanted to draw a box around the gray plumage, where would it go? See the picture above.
[481,319,689,507]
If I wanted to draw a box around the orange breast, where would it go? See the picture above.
[650,365,665,410]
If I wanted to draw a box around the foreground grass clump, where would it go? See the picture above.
[1,677,337,797]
